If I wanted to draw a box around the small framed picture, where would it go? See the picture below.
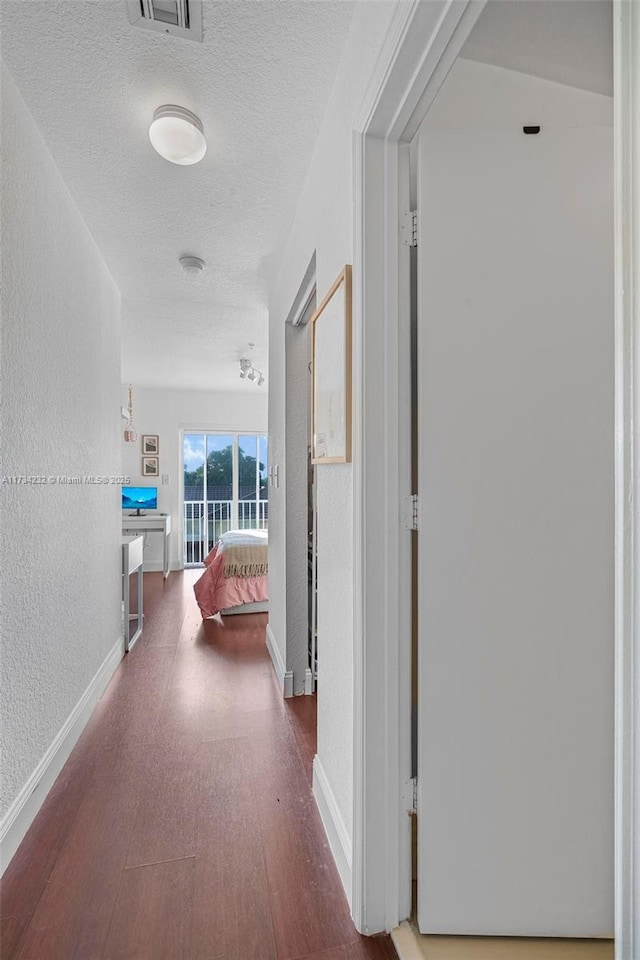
[142,435,159,455]
[141,456,159,477]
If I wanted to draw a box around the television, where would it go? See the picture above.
[122,486,158,514]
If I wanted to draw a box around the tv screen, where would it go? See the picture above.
[122,486,158,512]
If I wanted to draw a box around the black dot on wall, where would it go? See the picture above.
[523,125,541,135]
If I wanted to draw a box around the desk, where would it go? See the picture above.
[121,513,172,579]
[122,535,143,652]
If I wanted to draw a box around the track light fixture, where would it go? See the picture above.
[238,355,265,386]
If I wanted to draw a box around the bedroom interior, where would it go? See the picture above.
[1,2,639,959]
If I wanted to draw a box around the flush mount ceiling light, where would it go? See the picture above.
[149,105,206,165]
[179,255,205,277]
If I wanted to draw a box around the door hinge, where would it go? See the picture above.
[400,209,418,247]
[402,776,418,815]
[402,494,419,531]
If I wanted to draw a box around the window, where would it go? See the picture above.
[182,432,268,565]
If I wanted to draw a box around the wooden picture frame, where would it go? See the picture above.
[311,265,352,464]
[141,456,159,477]
[142,435,159,455]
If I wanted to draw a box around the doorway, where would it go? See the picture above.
[283,284,317,696]
[412,49,614,939]
[350,0,635,952]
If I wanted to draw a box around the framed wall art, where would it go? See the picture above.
[311,265,352,464]
[142,435,159,455]
[141,456,159,477]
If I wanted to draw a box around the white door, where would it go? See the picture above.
[415,74,614,935]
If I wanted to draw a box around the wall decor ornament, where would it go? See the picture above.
[311,265,352,463]
[141,456,159,477]
[142,435,159,455]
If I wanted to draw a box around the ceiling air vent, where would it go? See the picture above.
[125,0,203,42]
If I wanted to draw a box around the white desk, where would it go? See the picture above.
[121,513,172,579]
[122,535,144,652]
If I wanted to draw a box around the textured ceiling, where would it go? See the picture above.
[1,0,355,391]
[461,1,613,97]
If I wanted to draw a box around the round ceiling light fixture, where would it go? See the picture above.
[179,255,205,277]
[149,105,206,165]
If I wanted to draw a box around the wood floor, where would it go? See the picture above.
[0,571,396,960]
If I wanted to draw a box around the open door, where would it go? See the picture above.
[415,60,614,936]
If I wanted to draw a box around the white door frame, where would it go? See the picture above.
[352,1,639,952]
[613,3,639,957]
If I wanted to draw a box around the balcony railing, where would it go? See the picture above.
[183,499,268,565]
[238,499,269,529]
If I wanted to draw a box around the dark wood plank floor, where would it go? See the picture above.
[0,571,396,960]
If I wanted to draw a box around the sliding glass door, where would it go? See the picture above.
[183,432,268,565]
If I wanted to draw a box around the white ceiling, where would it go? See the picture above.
[461,1,613,97]
[1,0,356,391]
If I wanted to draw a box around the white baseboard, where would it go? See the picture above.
[390,921,424,960]
[0,635,124,875]
[313,755,353,905]
[265,623,294,698]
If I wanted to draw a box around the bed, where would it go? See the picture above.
[193,529,268,619]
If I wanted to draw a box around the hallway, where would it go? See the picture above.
[0,572,395,960]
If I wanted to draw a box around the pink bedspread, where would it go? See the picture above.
[193,532,268,619]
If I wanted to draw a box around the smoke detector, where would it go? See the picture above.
[125,1,203,42]
[179,256,205,277]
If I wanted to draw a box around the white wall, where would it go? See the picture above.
[0,67,122,856]
[121,385,267,570]
[416,60,614,936]
[268,1,398,861]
